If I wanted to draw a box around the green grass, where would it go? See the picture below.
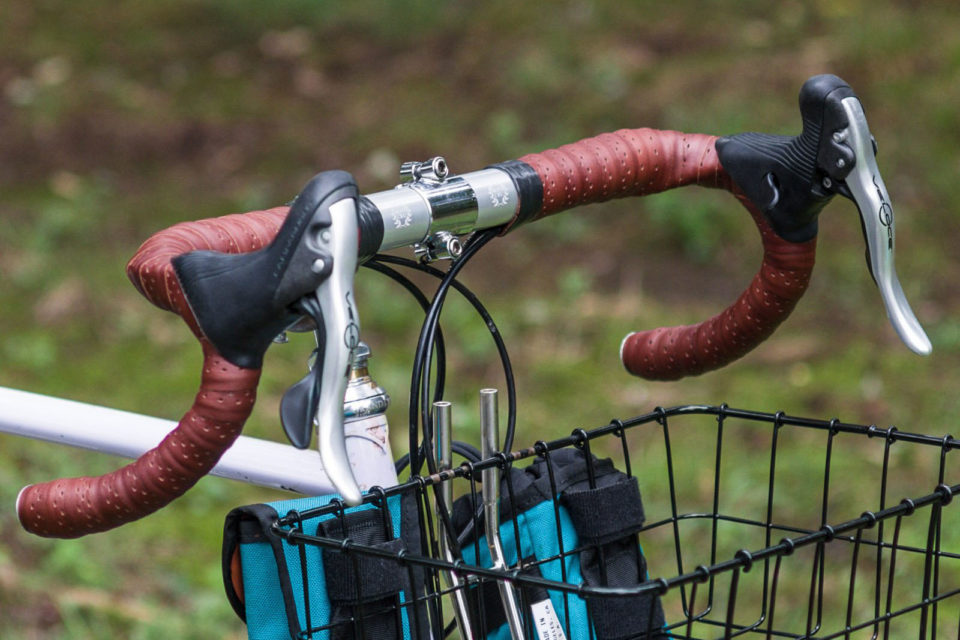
[4,1,960,637]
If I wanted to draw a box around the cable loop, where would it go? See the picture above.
[935,483,954,506]
[655,406,667,426]
[655,578,670,595]
[828,417,841,435]
[779,537,796,555]
[941,434,956,452]
[285,509,305,544]
[609,418,625,436]
[773,411,786,429]
[461,460,479,483]
[695,564,711,582]
[571,428,590,448]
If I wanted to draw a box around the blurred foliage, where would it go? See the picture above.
[2,0,960,637]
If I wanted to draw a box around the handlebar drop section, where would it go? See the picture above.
[17,210,281,537]
[18,172,360,537]
[507,130,816,380]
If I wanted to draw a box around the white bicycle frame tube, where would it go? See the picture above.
[0,386,397,497]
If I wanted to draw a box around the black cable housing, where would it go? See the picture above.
[361,228,517,479]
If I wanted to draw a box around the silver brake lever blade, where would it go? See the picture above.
[315,196,364,505]
[839,97,932,356]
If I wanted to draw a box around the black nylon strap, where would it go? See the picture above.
[587,589,667,639]
[581,544,667,639]
[322,538,406,604]
[562,476,645,545]
[322,494,430,639]
[221,503,303,639]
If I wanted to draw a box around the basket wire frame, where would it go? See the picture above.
[270,405,960,639]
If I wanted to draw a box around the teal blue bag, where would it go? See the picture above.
[222,493,429,640]
[452,448,666,640]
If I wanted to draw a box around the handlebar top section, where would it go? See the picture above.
[359,128,819,380]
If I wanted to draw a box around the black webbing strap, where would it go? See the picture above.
[322,538,406,604]
[565,478,666,639]
[319,495,431,640]
[587,582,666,640]
[222,503,305,639]
[562,476,646,545]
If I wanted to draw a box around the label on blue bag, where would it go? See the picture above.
[531,598,567,640]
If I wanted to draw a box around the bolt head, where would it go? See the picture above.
[431,157,449,180]
[446,237,462,258]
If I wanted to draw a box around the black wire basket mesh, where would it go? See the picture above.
[266,405,960,640]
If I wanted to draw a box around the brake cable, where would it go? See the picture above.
[362,226,517,479]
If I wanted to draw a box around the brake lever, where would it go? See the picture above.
[832,97,932,355]
[717,74,931,356]
[173,169,365,503]
[312,195,364,505]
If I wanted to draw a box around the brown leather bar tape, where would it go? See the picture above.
[518,129,726,220]
[127,208,290,326]
[517,129,817,380]
[621,192,815,380]
[18,207,289,538]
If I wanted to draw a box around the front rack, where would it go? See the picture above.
[263,405,960,639]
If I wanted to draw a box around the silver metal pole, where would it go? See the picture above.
[479,389,524,640]
[433,401,475,640]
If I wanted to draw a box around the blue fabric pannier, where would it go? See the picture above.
[222,493,429,640]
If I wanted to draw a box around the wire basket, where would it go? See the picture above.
[267,405,960,640]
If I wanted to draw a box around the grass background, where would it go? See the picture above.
[2,1,960,637]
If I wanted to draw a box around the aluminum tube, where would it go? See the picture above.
[479,389,524,640]
[434,401,475,640]
[0,387,396,496]
[370,168,519,252]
